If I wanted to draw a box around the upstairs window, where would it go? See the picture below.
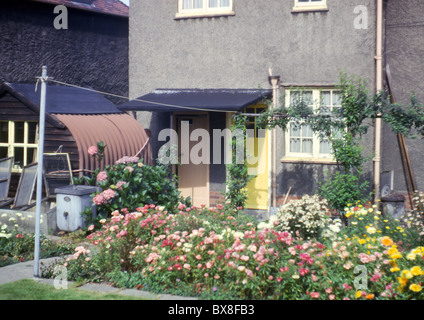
[177,0,234,19]
[293,0,328,12]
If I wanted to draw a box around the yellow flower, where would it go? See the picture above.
[401,270,413,280]
[398,277,408,288]
[355,291,363,298]
[390,266,400,272]
[411,266,422,276]
[407,253,417,261]
[391,253,402,259]
[358,238,366,245]
[387,246,399,257]
[367,227,377,234]
[409,284,422,293]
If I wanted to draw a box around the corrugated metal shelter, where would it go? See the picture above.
[0,82,152,178]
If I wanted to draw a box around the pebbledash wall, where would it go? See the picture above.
[382,0,424,199]
[129,0,378,208]
[0,0,129,104]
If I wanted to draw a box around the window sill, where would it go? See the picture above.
[291,6,329,13]
[175,11,235,20]
[280,157,337,165]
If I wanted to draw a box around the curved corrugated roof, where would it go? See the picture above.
[53,113,151,174]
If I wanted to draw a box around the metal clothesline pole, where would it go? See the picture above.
[33,66,48,278]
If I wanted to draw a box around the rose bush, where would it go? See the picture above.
[42,199,424,300]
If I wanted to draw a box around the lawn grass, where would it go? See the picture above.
[0,279,148,300]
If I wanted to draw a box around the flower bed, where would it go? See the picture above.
[42,200,424,300]
[0,218,74,267]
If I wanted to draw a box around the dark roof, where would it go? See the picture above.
[29,0,129,17]
[119,89,273,113]
[2,82,123,115]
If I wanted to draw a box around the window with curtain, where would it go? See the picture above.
[177,0,233,18]
[285,88,341,159]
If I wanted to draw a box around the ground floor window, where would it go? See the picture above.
[0,121,38,171]
[284,88,341,161]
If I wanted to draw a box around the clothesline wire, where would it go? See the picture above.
[48,79,237,114]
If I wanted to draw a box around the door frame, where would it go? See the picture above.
[173,112,210,207]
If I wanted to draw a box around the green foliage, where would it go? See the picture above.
[74,142,186,227]
[87,161,184,226]
[225,114,253,209]
[318,171,371,216]
[330,131,367,173]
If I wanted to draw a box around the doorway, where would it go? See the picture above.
[175,113,210,207]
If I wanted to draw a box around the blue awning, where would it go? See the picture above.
[118,89,272,113]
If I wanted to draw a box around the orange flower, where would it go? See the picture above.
[380,236,394,247]
[366,293,375,300]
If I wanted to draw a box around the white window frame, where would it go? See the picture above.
[0,121,38,172]
[293,0,328,12]
[283,88,341,162]
[176,0,234,19]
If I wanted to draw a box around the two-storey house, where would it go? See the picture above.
[125,0,423,216]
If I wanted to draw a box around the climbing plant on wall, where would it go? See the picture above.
[257,72,424,216]
[225,113,253,209]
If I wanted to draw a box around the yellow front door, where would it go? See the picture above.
[244,106,269,210]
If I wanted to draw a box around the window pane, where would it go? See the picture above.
[194,0,203,8]
[14,147,24,169]
[209,0,218,7]
[27,148,37,165]
[28,123,38,144]
[0,122,8,143]
[0,147,7,159]
[290,123,300,137]
[302,91,313,105]
[320,140,331,154]
[321,91,331,106]
[333,92,341,106]
[302,125,313,138]
[302,139,313,153]
[290,138,300,153]
[290,91,313,105]
[14,122,25,143]
[221,0,230,6]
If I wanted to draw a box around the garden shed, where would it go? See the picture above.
[0,81,152,195]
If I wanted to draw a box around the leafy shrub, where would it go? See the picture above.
[78,158,185,228]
